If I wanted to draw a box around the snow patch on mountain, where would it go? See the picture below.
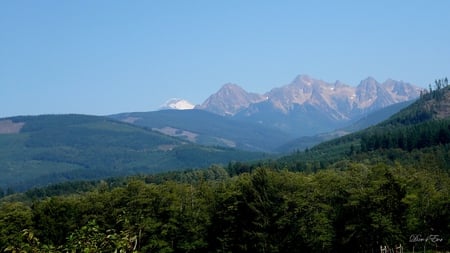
[160,98,195,110]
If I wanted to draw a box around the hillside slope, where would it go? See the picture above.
[0,114,265,191]
[110,109,292,152]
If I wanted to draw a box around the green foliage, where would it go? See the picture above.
[1,164,449,252]
[0,202,33,249]
[336,164,407,251]
[64,220,138,253]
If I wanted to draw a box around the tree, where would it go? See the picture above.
[0,202,33,251]
[338,164,407,251]
[31,196,82,245]
[65,219,138,253]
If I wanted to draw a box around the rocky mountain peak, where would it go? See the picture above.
[292,75,314,85]
[196,83,265,115]
[383,79,422,99]
[217,83,247,96]
[356,77,380,93]
[354,78,421,111]
[361,76,379,84]
[264,76,329,113]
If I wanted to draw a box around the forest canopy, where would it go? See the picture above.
[1,161,449,252]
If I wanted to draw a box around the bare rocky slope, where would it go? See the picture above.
[196,83,266,115]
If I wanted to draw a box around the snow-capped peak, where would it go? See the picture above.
[160,98,195,110]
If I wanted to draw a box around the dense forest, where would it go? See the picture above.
[0,162,449,252]
[1,79,449,252]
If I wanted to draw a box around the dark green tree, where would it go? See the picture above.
[338,164,407,251]
[0,202,33,251]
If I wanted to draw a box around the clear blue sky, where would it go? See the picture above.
[1,1,449,117]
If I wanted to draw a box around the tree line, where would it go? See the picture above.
[360,119,450,152]
[1,163,449,252]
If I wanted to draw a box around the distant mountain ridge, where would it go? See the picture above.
[198,75,420,117]
[195,75,421,136]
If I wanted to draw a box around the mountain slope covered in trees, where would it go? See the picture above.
[110,109,292,152]
[0,114,265,191]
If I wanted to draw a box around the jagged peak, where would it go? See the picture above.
[359,76,380,86]
[197,83,265,116]
[384,78,397,83]
[216,83,249,95]
[293,74,313,81]
[291,74,315,86]
[221,82,242,89]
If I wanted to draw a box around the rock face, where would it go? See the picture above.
[197,75,421,136]
[196,83,266,115]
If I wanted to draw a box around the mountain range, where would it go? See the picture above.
[196,75,421,135]
[198,75,420,117]
[121,75,421,152]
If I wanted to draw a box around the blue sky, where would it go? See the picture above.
[1,1,449,117]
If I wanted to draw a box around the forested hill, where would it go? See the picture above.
[0,114,265,191]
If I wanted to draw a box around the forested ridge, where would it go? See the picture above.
[1,79,450,252]
[0,114,266,192]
